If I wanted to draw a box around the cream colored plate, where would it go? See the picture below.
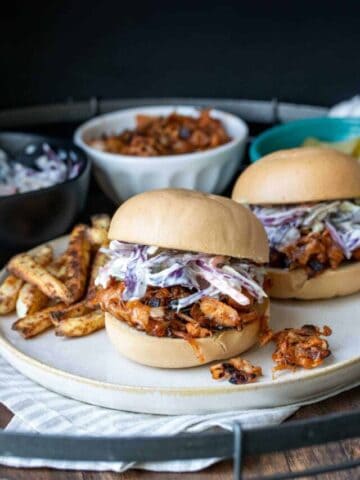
[0,236,359,415]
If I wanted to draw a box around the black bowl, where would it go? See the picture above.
[0,132,90,250]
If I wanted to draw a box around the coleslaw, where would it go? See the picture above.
[252,200,360,259]
[0,143,81,196]
[96,241,267,309]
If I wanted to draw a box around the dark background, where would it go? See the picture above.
[1,1,360,110]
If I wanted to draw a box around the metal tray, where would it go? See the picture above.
[0,97,358,479]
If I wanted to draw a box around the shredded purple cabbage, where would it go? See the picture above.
[252,200,360,259]
[96,241,267,309]
[0,143,81,196]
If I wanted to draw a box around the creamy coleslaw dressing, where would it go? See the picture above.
[96,240,267,309]
[0,144,80,196]
[252,200,360,258]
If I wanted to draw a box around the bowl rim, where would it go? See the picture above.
[0,132,90,201]
[249,116,360,162]
[74,105,248,164]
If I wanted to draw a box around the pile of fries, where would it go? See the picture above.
[0,214,110,339]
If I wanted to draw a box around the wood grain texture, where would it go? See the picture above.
[0,387,359,479]
[0,404,12,429]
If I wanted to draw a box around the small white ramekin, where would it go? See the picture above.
[74,105,248,203]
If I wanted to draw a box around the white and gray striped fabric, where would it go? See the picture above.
[0,354,356,473]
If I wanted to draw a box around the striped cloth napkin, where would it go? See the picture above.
[0,354,357,473]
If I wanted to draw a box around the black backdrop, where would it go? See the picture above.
[1,0,360,110]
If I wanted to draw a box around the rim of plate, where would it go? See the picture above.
[0,330,359,396]
[0,236,359,396]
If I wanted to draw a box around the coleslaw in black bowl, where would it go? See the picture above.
[0,132,90,250]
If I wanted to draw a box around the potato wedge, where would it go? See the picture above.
[86,226,108,249]
[63,225,91,303]
[8,254,72,304]
[0,275,23,315]
[91,214,111,230]
[86,250,108,305]
[87,214,110,249]
[12,303,66,338]
[47,254,67,280]
[50,301,93,326]
[0,244,53,315]
[33,244,53,266]
[16,283,49,318]
[16,244,54,318]
[55,309,105,337]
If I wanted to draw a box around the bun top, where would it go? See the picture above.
[232,147,360,205]
[109,189,269,263]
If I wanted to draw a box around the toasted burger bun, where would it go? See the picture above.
[105,300,269,368]
[232,147,360,205]
[109,188,269,263]
[268,263,360,299]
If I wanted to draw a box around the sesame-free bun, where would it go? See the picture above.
[268,262,360,299]
[109,188,269,263]
[105,301,269,368]
[232,147,360,205]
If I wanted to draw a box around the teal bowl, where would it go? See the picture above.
[249,117,360,162]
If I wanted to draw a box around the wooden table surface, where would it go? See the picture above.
[0,388,359,479]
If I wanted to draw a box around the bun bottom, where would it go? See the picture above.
[268,262,360,299]
[105,302,268,369]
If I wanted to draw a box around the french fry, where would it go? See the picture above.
[86,250,108,305]
[63,225,91,303]
[0,244,53,315]
[87,214,110,250]
[91,214,110,230]
[32,244,53,266]
[50,301,92,326]
[55,309,105,337]
[0,275,23,314]
[47,254,67,280]
[8,254,72,304]
[86,226,108,249]
[16,283,49,318]
[16,245,54,318]
[12,303,66,338]
[10,218,109,341]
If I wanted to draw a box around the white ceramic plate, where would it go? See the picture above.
[0,236,359,415]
